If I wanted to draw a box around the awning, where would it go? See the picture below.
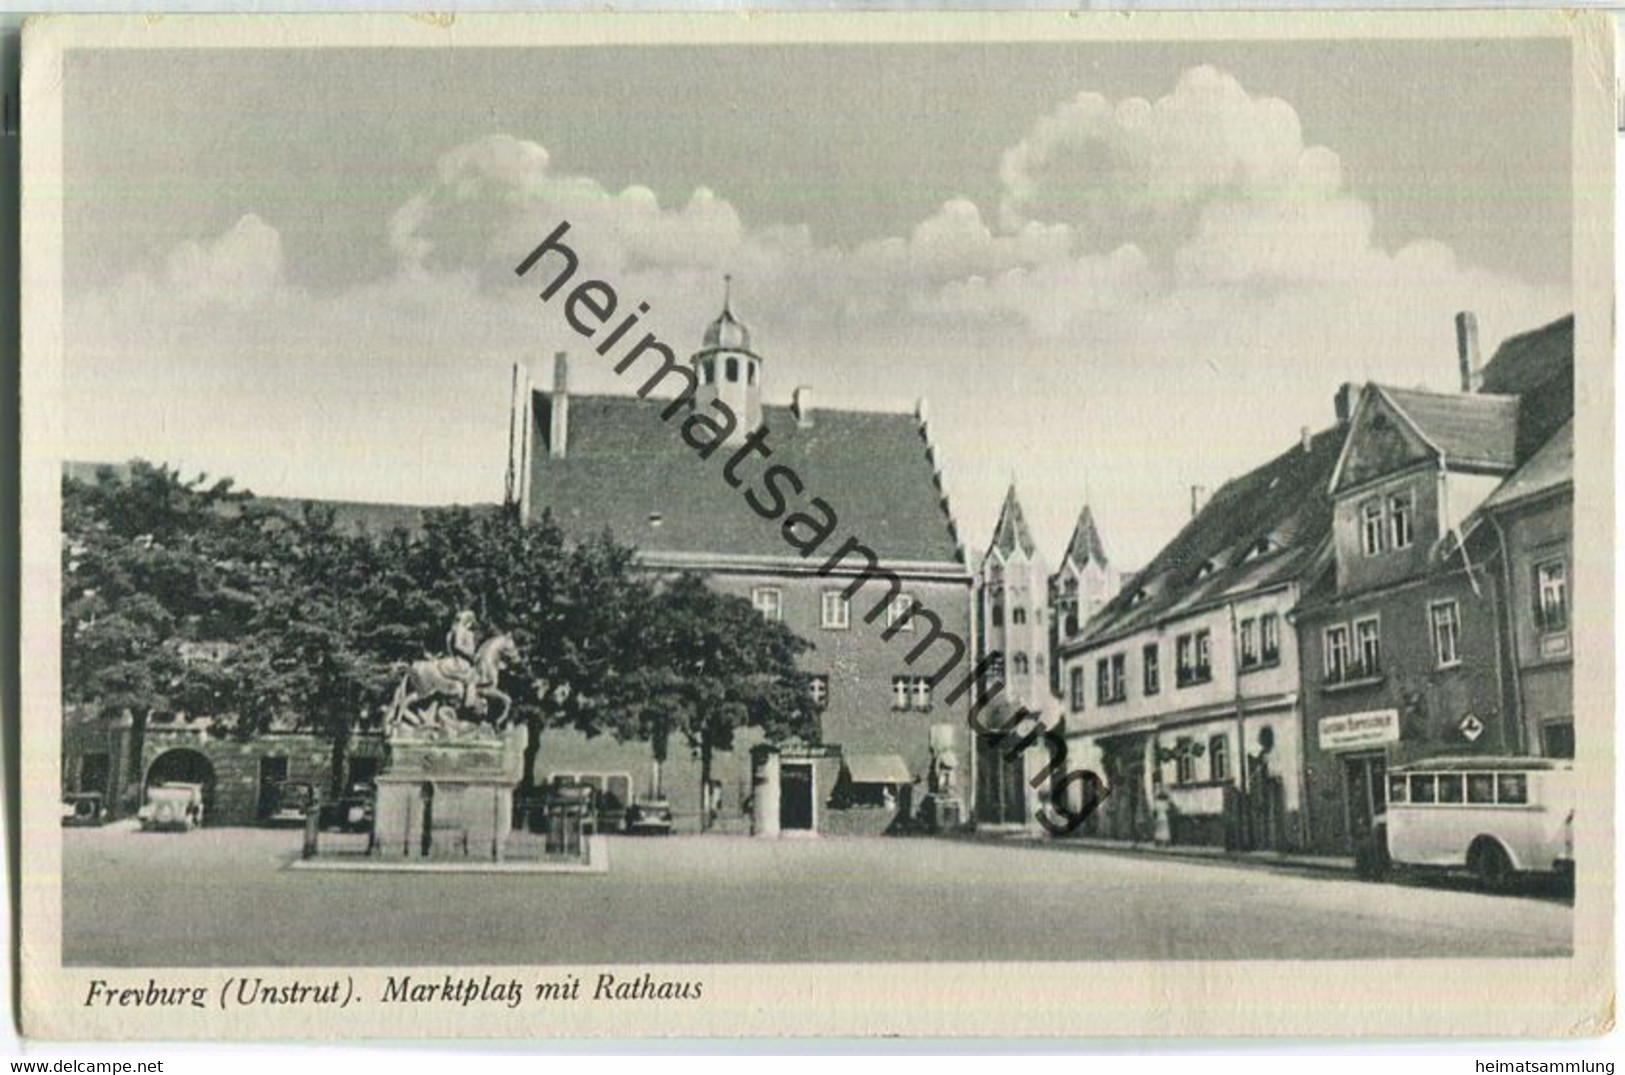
[842,754,912,786]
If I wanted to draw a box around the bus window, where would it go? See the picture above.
[1410,774,1436,804]
[1437,774,1464,803]
[1467,773,1496,804]
[1497,773,1528,805]
[1387,774,1407,804]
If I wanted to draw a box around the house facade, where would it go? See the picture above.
[62,706,386,826]
[1296,313,1574,855]
[520,297,975,835]
[1473,316,1575,761]
[1057,424,1344,850]
[1479,422,1574,759]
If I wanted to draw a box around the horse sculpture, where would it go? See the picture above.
[389,632,520,731]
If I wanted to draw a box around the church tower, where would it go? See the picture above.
[690,276,763,443]
[973,481,1056,829]
[1050,503,1119,645]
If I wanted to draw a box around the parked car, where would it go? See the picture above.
[61,792,106,827]
[624,796,674,836]
[318,782,375,833]
[266,781,317,825]
[139,782,205,832]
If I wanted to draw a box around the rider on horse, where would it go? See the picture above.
[445,610,482,711]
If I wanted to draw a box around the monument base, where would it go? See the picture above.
[370,725,525,861]
[919,793,966,834]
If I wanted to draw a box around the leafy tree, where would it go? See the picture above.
[610,574,820,828]
[63,463,826,822]
[62,462,262,720]
[400,506,652,792]
[223,503,405,795]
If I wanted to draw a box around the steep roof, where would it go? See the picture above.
[1480,315,1573,396]
[1481,419,1573,513]
[987,484,1039,561]
[1376,386,1521,469]
[1061,504,1109,569]
[527,393,964,566]
[1479,315,1574,463]
[1077,426,1346,647]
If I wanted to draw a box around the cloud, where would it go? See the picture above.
[389,133,757,285]
[159,213,287,309]
[997,66,1327,249]
[64,68,1574,566]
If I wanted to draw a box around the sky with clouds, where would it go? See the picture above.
[62,40,1574,569]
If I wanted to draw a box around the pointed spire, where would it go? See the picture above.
[1064,503,1110,569]
[722,273,733,316]
[989,481,1038,560]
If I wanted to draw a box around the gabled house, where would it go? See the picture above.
[1296,313,1574,855]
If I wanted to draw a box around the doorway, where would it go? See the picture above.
[144,748,217,824]
[77,752,111,796]
[975,734,1027,825]
[1341,752,1387,850]
[780,763,815,832]
[257,756,289,820]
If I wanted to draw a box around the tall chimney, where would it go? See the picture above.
[792,385,814,428]
[1190,485,1209,518]
[1301,425,1314,453]
[1334,382,1358,425]
[550,352,570,459]
[1455,311,1481,393]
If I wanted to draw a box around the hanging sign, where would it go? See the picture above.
[1318,709,1400,751]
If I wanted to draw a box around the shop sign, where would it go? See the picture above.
[1318,709,1400,751]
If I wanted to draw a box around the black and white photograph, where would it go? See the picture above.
[15,11,1615,1040]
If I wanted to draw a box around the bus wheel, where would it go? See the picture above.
[1471,838,1515,893]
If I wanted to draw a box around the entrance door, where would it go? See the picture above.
[975,734,1027,825]
[78,752,111,796]
[780,763,814,832]
[1341,753,1387,847]
[1107,757,1148,841]
[257,756,289,820]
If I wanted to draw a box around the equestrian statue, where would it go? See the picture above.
[387,610,521,733]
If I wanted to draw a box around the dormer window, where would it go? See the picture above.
[1128,588,1149,608]
[1245,537,1276,561]
[1194,560,1216,581]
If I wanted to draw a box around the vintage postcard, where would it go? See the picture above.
[16,11,1616,1040]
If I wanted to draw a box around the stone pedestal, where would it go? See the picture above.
[371,725,525,861]
[923,722,966,833]
[749,745,781,838]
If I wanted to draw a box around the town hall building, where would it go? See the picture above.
[515,293,976,835]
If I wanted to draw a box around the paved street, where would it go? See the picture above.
[63,827,1572,966]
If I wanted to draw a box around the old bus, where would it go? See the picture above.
[1376,756,1574,890]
